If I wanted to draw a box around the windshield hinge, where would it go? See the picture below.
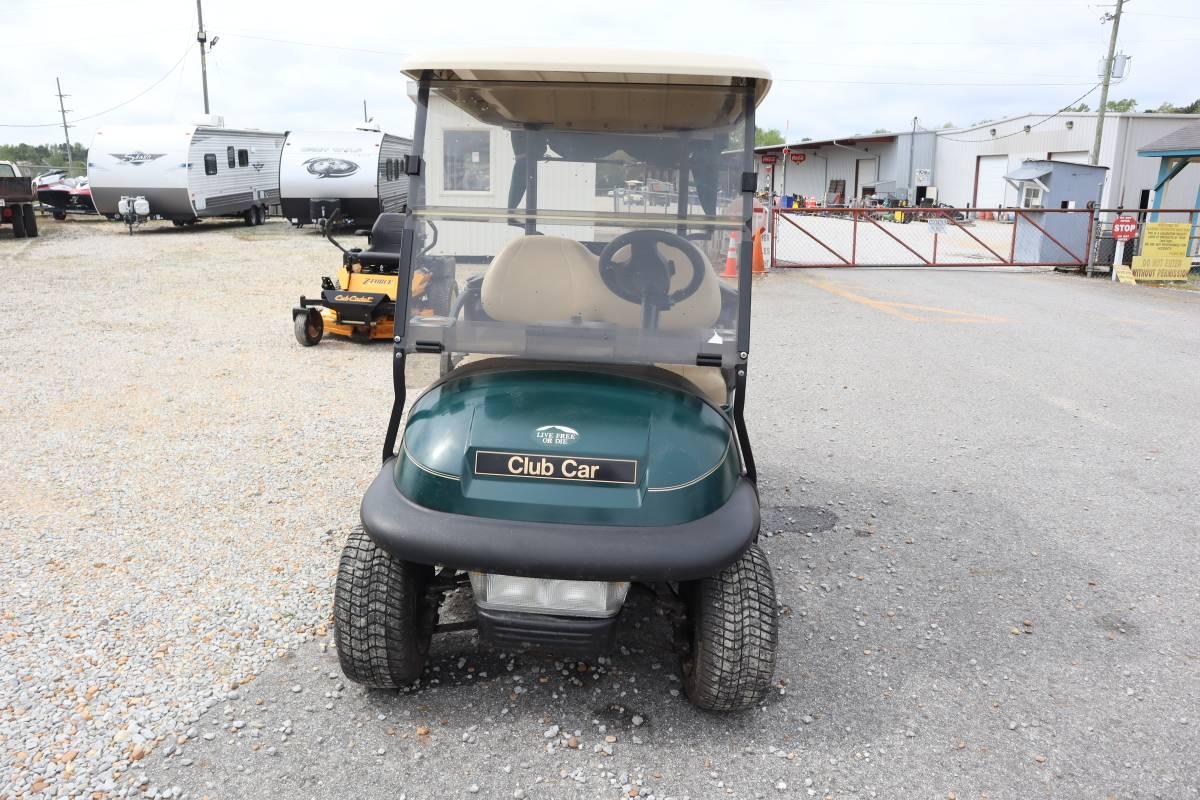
[695,353,723,368]
[414,341,443,354]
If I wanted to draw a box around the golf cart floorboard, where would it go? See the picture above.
[360,459,761,583]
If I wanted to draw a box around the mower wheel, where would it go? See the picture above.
[350,325,372,344]
[172,220,187,227]
[52,211,67,221]
[682,543,778,712]
[294,311,323,346]
[426,279,459,317]
[22,205,38,237]
[334,527,437,688]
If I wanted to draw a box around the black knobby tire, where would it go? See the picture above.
[294,311,323,346]
[425,279,458,317]
[682,543,778,712]
[334,528,437,688]
[22,205,38,237]
[11,210,27,239]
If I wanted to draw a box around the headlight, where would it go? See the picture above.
[469,573,629,618]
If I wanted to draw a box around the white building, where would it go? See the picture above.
[756,112,1200,211]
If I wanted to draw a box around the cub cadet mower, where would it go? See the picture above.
[332,49,777,712]
[293,217,456,345]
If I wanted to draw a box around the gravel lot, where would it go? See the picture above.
[2,218,1198,799]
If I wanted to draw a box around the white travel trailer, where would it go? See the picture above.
[278,127,412,227]
[88,118,286,226]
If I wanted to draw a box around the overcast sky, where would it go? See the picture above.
[4,0,1199,149]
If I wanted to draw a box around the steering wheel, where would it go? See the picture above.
[597,231,707,321]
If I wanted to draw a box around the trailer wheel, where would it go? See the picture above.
[22,205,38,238]
[243,209,254,226]
[252,205,264,226]
[682,543,778,712]
[173,220,188,228]
[334,527,437,688]
[11,210,27,239]
[294,310,323,346]
[52,211,67,221]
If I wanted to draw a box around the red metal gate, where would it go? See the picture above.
[769,207,1094,268]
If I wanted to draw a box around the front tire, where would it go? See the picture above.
[294,311,323,346]
[334,528,437,688]
[682,543,778,712]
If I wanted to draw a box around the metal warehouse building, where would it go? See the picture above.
[757,112,1200,211]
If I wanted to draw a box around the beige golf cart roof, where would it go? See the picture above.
[401,48,771,131]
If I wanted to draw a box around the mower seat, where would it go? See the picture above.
[355,212,406,270]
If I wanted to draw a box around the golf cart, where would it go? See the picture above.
[293,217,457,345]
[334,49,776,712]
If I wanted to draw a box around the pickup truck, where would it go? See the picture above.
[0,160,39,238]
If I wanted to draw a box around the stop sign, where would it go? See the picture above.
[1112,215,1138,242]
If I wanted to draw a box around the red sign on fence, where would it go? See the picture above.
[1112,215,1138,242]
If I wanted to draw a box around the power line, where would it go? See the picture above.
[0,43,193,128]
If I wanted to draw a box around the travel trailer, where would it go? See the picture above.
[278,127,412,228]
[88,118,285,226]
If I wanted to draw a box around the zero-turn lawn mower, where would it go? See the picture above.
[293,215,456,345]
[332,48,777,712]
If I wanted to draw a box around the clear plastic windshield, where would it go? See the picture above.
[405,79,751,368]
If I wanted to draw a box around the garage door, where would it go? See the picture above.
[974,155,1008,209]
[856,158,877,197]
[1049,150,1090,164]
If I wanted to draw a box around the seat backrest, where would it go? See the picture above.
[481,235,597,323]
[480,234,722,331]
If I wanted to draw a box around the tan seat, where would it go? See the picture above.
[478,234,728,405]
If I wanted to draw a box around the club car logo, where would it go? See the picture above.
[111,152,165,165]
[303,157,358,179]
[534,425,579,447]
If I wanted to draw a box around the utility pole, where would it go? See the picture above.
[55,77,74,175]
[908,116,917,203]
[363,100,369,123]
[1090,0,1126,166]
[196,0,210,114]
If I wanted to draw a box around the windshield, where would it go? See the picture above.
[405,79,753,369]
[0,164,16,178]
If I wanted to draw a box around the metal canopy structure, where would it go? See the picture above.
[1137,120,1200,217]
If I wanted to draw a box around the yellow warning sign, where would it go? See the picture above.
[1114,263,1137,284]
[1140,223,1190,257]
[1131,255,1192,281]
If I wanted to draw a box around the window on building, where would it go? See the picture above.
[204,154,218,176]
[443,130,490,192]
[238,149,249,167]
[227,146,236,169]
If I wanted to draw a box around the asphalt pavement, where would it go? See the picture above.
[139,267,1200,800]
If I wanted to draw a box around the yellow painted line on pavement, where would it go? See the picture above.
[803,277,1010,323]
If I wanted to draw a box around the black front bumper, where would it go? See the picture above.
[360,458,760,582]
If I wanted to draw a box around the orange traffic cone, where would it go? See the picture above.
[752,226,767,274]
[721,232,739,278]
